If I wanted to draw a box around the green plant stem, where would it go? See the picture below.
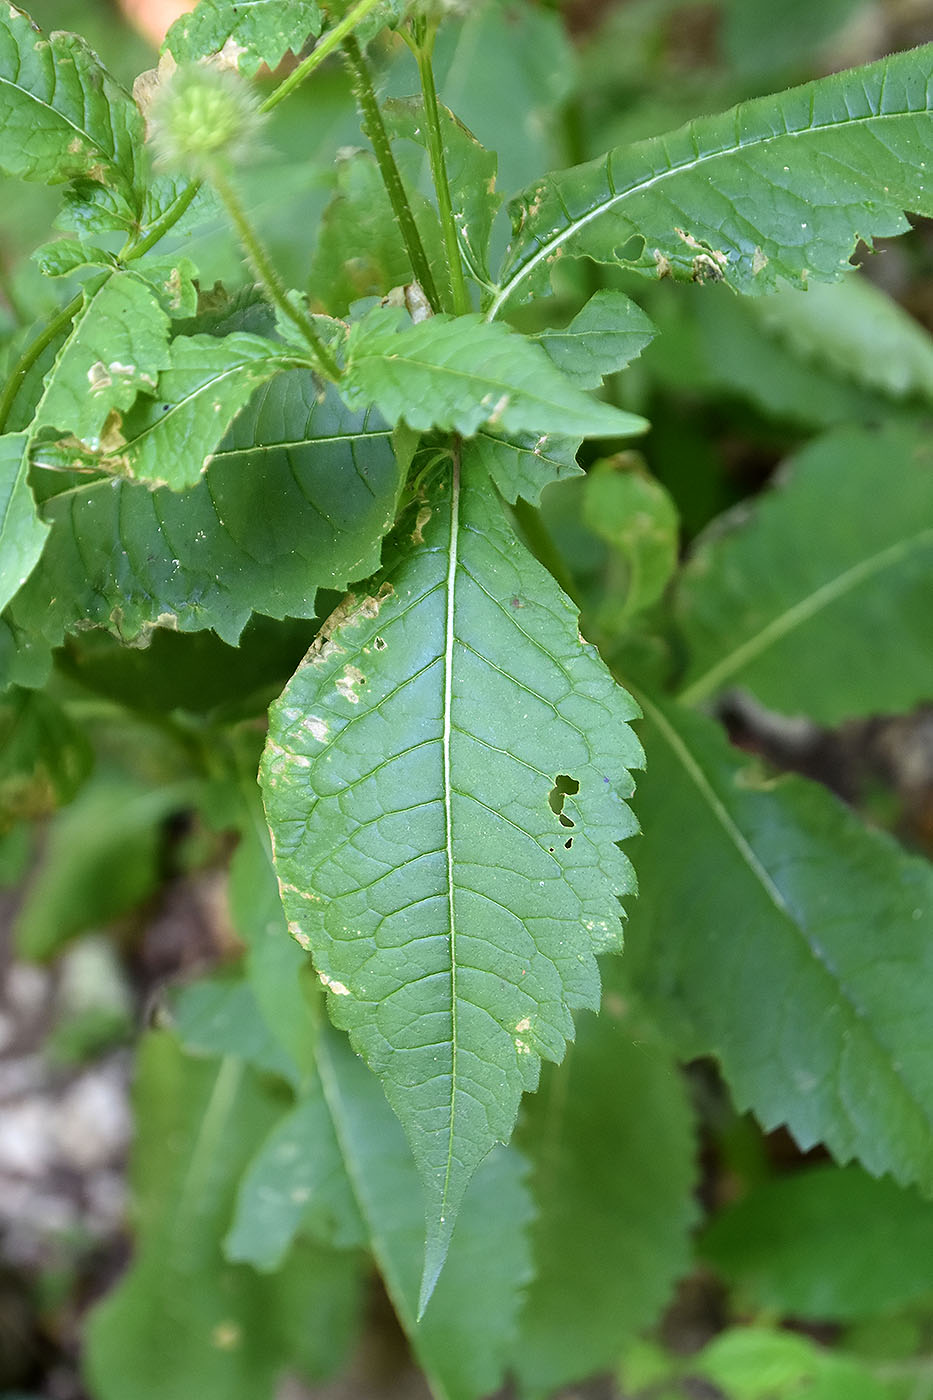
[211,167,341,379]
[121,178,201,262]
[0,293,81,434]
[411,22,470,316]
[261,0,387,112]
[342,33,443,313]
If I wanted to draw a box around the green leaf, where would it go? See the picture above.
[582,456,680,623]
[385,96,500,286]
[509,1008,696,1397]
[0,431,48,613]
[0,8,143,202]
[164,0,323,75]
[31,238,112,278]
[677,424,933,722]
[173,976,301,1088]
[41,332,289,491]
[261,448,642,1302]
[693,1326,888,1400]
[469,427,583,506]
[492,45,933,314]
[84,1034,364,1400]
[315,1023,535,1398]
[722,0,868,78]
[702,1164,933,1321]
[226,1088,366,1269]
[341,305,648,439]
[3,377,407,684]
[131,255,200,319]
[624,694,933,1194]
[34,272,171,449]
[535,290,657,389]
[0,686,91,830]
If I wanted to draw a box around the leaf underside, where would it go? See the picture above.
[261,446,642,1303]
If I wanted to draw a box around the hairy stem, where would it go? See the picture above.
[261,0,387,113]
[411,21,470,315]
[342,33,443,312]
[211,167,341,379]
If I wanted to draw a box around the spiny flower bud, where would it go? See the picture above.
[147,62,265,177]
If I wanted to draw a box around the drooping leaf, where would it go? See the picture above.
[0,431,48,613]
[692,1326,888,1400]
[261,446,642,1301]
[468,427,583,506]
[164,0,323,75]
[315,1023,535,1398]
[33,272,171,449]
[535,290,657,389]
[509,1007,696,1398]
[0,8,143,205]
[84,1034,364,1400]
[676,424,933,722]
[0,686,91,831]
[385,97,500,286]
[341,305,648,439]
[39,332,289,491]
[624,693,933,1193]
[702,1164,933,1321]
[491,45,933,314]
[2,378,407,686]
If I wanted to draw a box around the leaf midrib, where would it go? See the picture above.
[440,447,462,1230]
[678,527,933,705]
[487,96,925,318]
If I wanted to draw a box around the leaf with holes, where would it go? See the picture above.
[491,44,933,315]
[261,444,642,1305]
[163,0,324,75]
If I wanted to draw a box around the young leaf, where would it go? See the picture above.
[702,1165,933,1321]
[693,1327,888,1400]
[535,290,657,389]
[469,428,583,506]
[3,379,407,685]
[261,447,642,1302]
[0,686,91,830]
[315,1023,535,1398]
[491,44,933,314]
[385,97,500,286]
[0,432,48,613]
[624,694,933,1194]
[33,273,171,449]
[509,1009,696,1397]
[164,0,323,75]
[42,332,290,491]
[341,305,648,439]
[677,424,933,722]
[0,8,143,203]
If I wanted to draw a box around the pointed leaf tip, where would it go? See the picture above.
[417,1214,456,1320]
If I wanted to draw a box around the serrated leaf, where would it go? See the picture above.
[385,97,500,286]
[84,1034,363,1400]
[31,238,112,278]
[0,687,91,831]
[701,1165,933,1321]
[3,378,406,685]
[469,427,583,506]
[261,447,642,1300]
[0,8,143,204]
[34,272,171,449]
[131,255,200,319]
[315,1023,535,1399]
[40,332,289,491]
[509,1010,696,1397]
[491,45,933,314]
[164,0,323,75]
[0,431,48,612]
[677,424,933,722]
[535,290,657,389]
[624,693,933,1193]
[341,305,648,439]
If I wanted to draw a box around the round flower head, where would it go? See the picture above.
[147,63,265,177]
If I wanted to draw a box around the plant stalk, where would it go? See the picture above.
[211,167,341,379]
[0,293,82,435]
[342,33,442,313]
[411,21,470,316]
[261,0,387,113]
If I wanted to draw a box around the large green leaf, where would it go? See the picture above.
[491,45,933,315]
[624,694,933,1192]
[1,377,406,686]
[341,304,648,439]
[261,446,642,1302]
[535,290,657,389]
[0,432,48,613]
[702,1165,933,1321]
[0,7,143,203]
[84,1034,363,1400]
[509,1008,696,1397]
[164,0,323,75]
[676,424,933,722]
